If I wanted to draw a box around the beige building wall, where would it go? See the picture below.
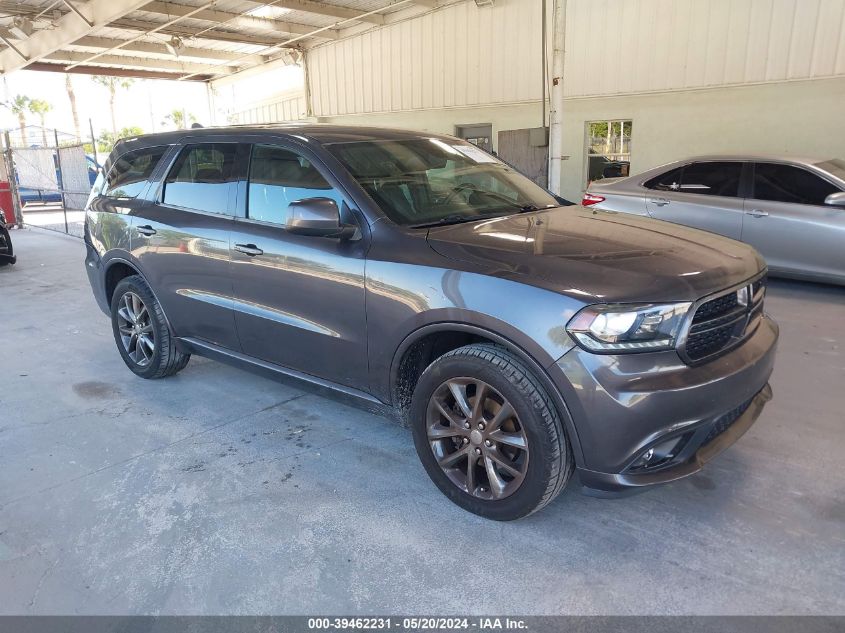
[319,75,845,203]
[558,76,845,202]
[213,0,845,202]
[315,102,543,146]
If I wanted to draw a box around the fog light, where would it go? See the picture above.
[630,434,691,472]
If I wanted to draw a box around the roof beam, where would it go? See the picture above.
[111,18,287,46]
[26,61,214,80]
[72,35,264,63]
[44,50,236,75]
[236,0,384,25]
[0,0,151,74]
[139,2,338,38]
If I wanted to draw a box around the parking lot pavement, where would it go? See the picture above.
[0,227,843,615]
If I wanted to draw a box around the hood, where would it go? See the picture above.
[426,206,765,303]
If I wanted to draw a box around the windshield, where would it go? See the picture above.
[815,159,845,182]
[327,138,559,226]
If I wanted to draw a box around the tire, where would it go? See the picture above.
[410,343,573,520]
[110,275,190,379]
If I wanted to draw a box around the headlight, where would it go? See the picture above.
[566,302,692,352]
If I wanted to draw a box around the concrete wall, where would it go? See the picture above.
[320,75,845,203]
[557,76,845,201]
[316,101,544,148]
[210,0,845,203]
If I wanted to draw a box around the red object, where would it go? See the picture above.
[0,181,16,225]
[581,193,605,207]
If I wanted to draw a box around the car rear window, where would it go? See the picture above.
[104,146,167,198]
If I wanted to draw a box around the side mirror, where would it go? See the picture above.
[824,191,845,207]
[286,197,356,238]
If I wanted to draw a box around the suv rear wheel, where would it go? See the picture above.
[410,343,573,520]
[110,275,190,379]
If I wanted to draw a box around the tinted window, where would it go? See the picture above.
[247,145,343,224]
[645,167,683,191]
[104,146,167,198]
[328,138,558,226]
[163,144,238,214]
[753,163,840,205]
[678,162,742,197]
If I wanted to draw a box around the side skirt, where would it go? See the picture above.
[177,337,393,418]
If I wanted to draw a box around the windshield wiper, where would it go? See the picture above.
[408,213,506,229]
[452,186,549,214]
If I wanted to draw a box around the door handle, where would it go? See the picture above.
[745,209,769,218]
[648,198,670,206]
[234,243,264,257]
[136,225,157,236]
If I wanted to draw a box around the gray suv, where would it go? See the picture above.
[84,125,778,520]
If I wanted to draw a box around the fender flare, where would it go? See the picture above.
[389,321,585,466]
[103,256,177,337]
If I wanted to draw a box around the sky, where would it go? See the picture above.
[1,69,212,143]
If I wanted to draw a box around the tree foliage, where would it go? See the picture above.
[162,108,197,130]
[97,126,145,152]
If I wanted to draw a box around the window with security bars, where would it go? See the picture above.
[585,120,632,186]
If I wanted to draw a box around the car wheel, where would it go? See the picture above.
[410,343,573,520]
[111,275,190,379]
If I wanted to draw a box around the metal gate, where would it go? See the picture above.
[1,127,96,238]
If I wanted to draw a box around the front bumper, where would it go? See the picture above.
[551,314,778,495]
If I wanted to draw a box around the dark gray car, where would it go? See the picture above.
[84,125,778,520]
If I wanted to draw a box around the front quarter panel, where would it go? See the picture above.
[365,236,586,403]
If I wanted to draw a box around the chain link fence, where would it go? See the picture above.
[1,126,99,238]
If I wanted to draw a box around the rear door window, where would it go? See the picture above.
[752,163,840,205]
[162,143,239,214]
[104,146,168,198]
[678,162,742,197]
[645,162,742,197]
[644,167,683,191]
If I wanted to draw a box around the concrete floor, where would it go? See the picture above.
[0,228,843,615]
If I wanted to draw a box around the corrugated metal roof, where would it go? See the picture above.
[0,0,438,80]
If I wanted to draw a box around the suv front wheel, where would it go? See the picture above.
[410,343,573,520]
[110,274,190,379]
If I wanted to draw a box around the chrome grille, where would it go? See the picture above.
[681,274,767,364]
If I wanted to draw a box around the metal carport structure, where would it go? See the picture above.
[0,0,438,81]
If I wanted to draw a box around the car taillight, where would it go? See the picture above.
[581,193,605,207]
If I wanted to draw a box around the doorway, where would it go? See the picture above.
[455,124,493,153]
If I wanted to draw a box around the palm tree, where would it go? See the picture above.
[162,108,196,130]
[97,126,144,152]
[65,74,81,142]
[28,99,52,147]
[92,76,134,137]
[8,95,30,146]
